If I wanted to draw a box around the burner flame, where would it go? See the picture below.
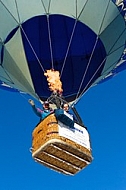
[44,69,63,94]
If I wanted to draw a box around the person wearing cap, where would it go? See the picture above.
[28,99,53,121]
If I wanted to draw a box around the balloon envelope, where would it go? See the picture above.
[0,0,126,102]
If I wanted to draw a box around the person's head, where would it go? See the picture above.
[62,103,69,112]
[43,101,50,110]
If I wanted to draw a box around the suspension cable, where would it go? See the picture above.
[46,14,54,69]
[15,0,21,23]
[60,19,78,77]
[60,0,93,85]
[20,26,45,72]
[74,57,107,105]
[74,37,126,105]
[75,36,99,100]
[0,0,19,23]
[74,0,112,103]
[60,0,89,77]
[1,0,45,73]
[41,0,54,69]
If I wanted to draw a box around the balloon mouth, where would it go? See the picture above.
[4,14,107,102]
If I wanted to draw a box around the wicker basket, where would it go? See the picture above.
[32,113,92,175]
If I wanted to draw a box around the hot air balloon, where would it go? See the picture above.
[0,0,126,175]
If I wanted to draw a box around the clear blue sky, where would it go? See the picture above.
[0,70,126,190]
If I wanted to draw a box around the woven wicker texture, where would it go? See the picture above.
[32,114,92,175]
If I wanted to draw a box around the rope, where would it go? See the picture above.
[40,0,54,68]
[41,0,51,13]
[74,57,107,105]
[75,36,99,100]
[0,1,45,73]
[60,0,89,78]
[73,0,112,104]
[73,32,126,105]
[46,14,54,69]
[20,26,45,72]
[60,19,78,77]
[15,0,21,23]
[0,0,19,24]
[60,0,92,92]
[0,0,47,102]
[77,0,89,19]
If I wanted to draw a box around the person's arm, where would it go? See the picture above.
[29,99,42,118]
[32,105,42,117]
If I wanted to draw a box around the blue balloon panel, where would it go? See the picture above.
[19,15,106,101]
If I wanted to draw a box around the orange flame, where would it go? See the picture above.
[44,69,63,94]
